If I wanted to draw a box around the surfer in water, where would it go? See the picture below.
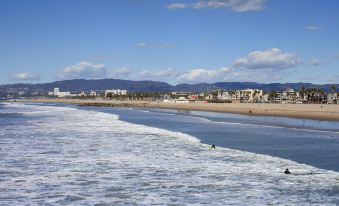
[211,144,216,149]
[284,168,291,174]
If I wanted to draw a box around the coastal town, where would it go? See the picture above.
[44,86,338,104]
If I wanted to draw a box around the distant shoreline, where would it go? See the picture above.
[6,98,339,121]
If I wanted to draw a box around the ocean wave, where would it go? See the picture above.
[1,103,339,205]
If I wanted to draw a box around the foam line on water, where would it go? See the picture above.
[143,108,339,135]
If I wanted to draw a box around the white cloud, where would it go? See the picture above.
[10,72,40,81]
[132,67,232,83]
[166,0,266,12]
[166,3,188,10]
[233,48,302,70]
[178,67,231,83]
[305,25,323,31]
[136,42,147,48]
[136,42,173,48]
[58,62,106,80]
[309,58,321,66]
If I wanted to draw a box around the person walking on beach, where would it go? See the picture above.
[211,144,216,149]
[284,168,291,174]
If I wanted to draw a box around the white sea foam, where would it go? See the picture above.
[1,103,339,205]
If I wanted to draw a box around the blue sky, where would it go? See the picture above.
[1,0,338,85]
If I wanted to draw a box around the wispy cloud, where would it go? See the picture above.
[166,3,188,10]
[178,67,231,83]
[166,0,267,12]
[309,58,321,66]
[136,42,173,48]
[136,42,147,48]
[10,72,40,81]
[233,48,302,70]
[304,25,323,31]
[58,62,106,80]
[126,67,232,83]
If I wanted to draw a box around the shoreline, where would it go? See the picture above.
[6,98,339,121]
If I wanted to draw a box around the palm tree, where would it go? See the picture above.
[331,85,337,93]
[299,85,306,99]
[252,90,258,102]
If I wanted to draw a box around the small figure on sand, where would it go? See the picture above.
[284,168,291,174]
[211,144,216,149]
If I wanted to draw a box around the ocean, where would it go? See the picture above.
[0,102,339,205]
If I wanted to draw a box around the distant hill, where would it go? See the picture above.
[0,78,338,97]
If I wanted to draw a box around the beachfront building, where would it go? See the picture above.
[281,89,295,103]
[295,92,303,104]
[57,91,71,98]
[240,89,263,103]
[262,94,270,103]
[327,93,338,104]
[53,88,60,96]
[90,91,97,96]
[273,89,303,104]
[275,91,282,103]
[232,91,241,102]
[163,96,189,103]
[49,88,71,98]
[104,89,127,98]
[175,97,189,103]
[204,94,214,101]
[217,91,232,101]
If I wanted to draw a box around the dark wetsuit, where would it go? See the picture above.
[284,169,291,174]
[211,144,216,149]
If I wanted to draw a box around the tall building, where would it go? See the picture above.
[53,88,60,96]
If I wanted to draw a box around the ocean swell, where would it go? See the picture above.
[0,103,338,205]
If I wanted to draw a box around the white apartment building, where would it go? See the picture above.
[218,92,232,101]
[241,89,263,103]
[327,93,338,104]
[50,88,71,97]
[53,88,60,96]
[105,89,127,98]
[90,91,97,96]
[275,91,282,103]
[57,92,71,98]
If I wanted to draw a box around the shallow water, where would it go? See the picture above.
[1,103,339,205]
[79,106,339,172]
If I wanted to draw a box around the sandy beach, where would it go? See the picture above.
[9,98,339,121]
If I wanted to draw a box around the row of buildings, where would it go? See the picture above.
[47,87,338,104]
[164,89,338,104]
[48,88,127,98]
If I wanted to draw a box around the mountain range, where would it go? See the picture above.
[0,79,338,97]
